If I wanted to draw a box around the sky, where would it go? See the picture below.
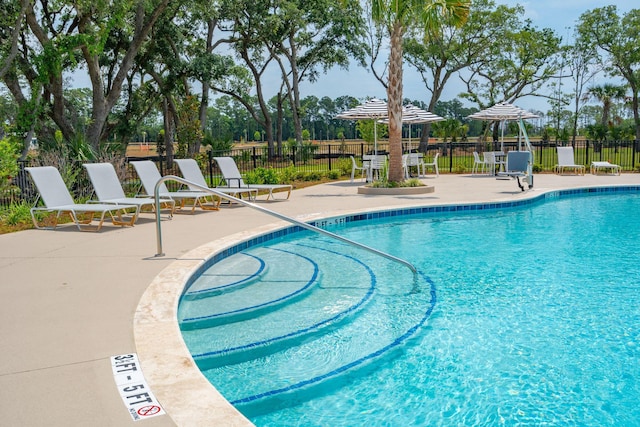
[297,1,637,113]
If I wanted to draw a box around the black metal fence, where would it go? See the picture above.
[2,140,639,210]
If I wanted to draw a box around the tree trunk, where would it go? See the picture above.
[386,22,404,183]
[418,123,432,152]
[83,1,171,150]
[632,88,640,146]
[162,99,175,166]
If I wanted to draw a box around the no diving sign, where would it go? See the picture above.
[111,353,166,421]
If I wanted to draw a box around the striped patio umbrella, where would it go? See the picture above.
[467,102,539,151]
[399,104,443,149]
[336,98,389,154]
[378,104,444,150]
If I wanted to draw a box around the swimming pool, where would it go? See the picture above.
[178,188,640,426]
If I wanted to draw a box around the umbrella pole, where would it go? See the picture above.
[374,118,377,155]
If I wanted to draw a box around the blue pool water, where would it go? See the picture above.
[179,189,640,426]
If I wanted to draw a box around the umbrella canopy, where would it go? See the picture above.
[379,104,444,149]
[336,98,389,154]
[336,98,389,120]
[401,104,444,124]
[467,102,538,121]
[467,102,539,151]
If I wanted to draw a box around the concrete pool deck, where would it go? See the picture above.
[1,172,638,426]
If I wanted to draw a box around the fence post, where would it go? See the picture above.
[207,150,214,186]
[585,140,590,166]
[328,144,332,171]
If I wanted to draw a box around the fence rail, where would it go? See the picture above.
[2,140,639,210]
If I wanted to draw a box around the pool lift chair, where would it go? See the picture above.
[494,116,536,192]
[497,151,533,192]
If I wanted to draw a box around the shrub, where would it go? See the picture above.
[335,158,352,176]
[0,137,20,192]
[0,201,32,226]
[326,170,340,180]
[245,167,280,184]
[304,171,323,181]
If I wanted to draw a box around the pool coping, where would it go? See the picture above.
[133,184,640,426]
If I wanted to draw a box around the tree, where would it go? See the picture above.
[0,0,29,80]
[583,83,628,127]
[562,33,601,145]
[7,0,175,152]
[371,0,469,182]
[577,6,640,143]
[404,0,517,151]
[459,18,561,143]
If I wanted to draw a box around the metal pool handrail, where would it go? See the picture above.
[153,176,417,274]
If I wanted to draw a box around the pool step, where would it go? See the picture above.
[179,248,322,329]
[179,241,434,412]
[180,244,375,364]
[181,253,266,300]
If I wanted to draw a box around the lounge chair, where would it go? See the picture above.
[26,166,137,231]
[555,147,585,175]
[174,158,258,202]
[213,157,292,200]
[591,161,621,175]
[131,160,220,212]
[83,162,175,221]
[496,151,532,192]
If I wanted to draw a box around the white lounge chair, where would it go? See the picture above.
[26,166,137,231]
[497,151,532,192]
[591,161,621,175]
[213,157,292,200]
[83,162,175,221]
[174,158,258,202]
[131,160,220,212]
[555,147,585,175]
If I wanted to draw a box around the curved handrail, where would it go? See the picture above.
[153,176,417,274]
